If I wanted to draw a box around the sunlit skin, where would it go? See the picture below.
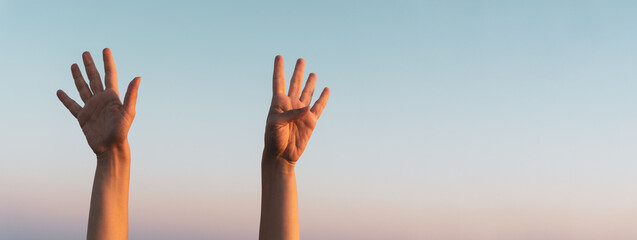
[260,56,330,240]
[56,48,140,240]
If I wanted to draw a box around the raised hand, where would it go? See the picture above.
[260,56,330,240]
[264,55,330,165]
[56,48,139,240]
[56,48,140,155]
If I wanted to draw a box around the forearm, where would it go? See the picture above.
[259,153,299,240]
[87,142,131,240]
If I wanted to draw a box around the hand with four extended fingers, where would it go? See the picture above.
[56,48,140,155]
[264,56,330,165]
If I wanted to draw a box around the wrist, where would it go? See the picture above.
[96,141,131,168]
[262,151,296,177]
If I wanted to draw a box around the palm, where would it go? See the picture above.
[57,49,140,155]
[264,56,330,164]
[266,94,317,162]
[78,90,133,154]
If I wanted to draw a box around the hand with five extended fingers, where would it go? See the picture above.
[264,56,330,165]
[56,48,140,155]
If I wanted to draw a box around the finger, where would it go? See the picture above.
[299,73,317,105]
[82,51,104,94]
[272,55,285,95]
[71,64,92,103]
[288,58,304,99]
[123,77,141,115]
[56,90,82,118]
[103,48,118,95]
[311,87,330,119]
[275,106,310,124]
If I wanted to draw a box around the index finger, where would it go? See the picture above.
[272,55,285,95]
[82,51,104,94]
[311,87,330,119]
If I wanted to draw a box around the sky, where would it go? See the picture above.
[1,0,637,239]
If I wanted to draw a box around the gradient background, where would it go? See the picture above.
[1,1,637,239]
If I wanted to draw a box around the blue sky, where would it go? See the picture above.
[1,1,637,239]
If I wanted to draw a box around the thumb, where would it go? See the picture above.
[275,106,310,124]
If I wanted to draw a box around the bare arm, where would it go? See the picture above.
[87,144,131,239]
[259,56,330,240]
[56,49,140,240]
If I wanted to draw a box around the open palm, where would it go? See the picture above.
[57,49,140,155]
[264,56,330,164]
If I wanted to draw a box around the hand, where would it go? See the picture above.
[264,56,330,165]
[57,48,140,155]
